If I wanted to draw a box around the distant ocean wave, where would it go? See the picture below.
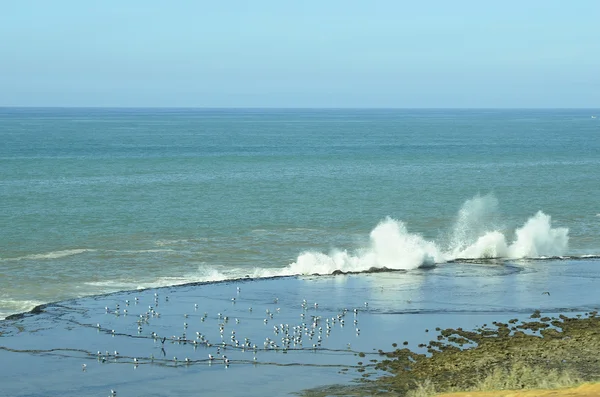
[0,248,96,262]
[0,248,177,262]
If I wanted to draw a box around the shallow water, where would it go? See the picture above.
[1,258,598,396]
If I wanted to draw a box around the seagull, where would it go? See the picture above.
[82,364,87,371]
[542,291,551,296]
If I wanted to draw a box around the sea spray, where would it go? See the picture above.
[448,194,501,255]
[508,211,569,258]
[273,218,442,276]
[453,212,568,259]
[277,196,569,275]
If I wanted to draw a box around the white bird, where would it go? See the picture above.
[82,364,87,371]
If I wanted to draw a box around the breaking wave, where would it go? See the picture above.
[0,248,96,262]
[265,194,569,276]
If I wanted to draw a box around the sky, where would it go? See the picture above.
[0,1,599,108]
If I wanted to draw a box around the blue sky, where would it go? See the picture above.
[0,1,599,107]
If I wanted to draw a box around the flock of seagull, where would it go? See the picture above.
[91,285,369,395]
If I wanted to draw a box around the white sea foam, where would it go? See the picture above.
[84,267,234,293]
[0,248,177,263]
[253,218,442,278]
[264,195,570,276]
[0,299,45,320]
[0,248,96,262]
[138,268,231,289]
[105,249,176,254]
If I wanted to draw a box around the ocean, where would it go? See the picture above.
[1,108,599,319]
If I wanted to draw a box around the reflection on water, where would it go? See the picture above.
[1,258,599,396]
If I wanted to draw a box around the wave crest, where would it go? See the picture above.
[278,195,569,276]
[1,248,96,262]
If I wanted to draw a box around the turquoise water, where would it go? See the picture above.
[1,108,599,318]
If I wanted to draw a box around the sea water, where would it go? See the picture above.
[1,108,599,319]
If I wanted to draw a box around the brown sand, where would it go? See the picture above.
[438,383,600,397]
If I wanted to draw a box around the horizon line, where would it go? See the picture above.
[0,106,598,110]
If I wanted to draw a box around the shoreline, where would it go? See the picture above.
[3,255,600,321]
[335,311,600,396]
[2,260,600,396]
[0,266,411,321]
